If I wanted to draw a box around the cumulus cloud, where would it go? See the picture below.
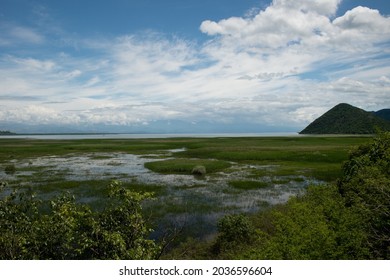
[333,6,390,31]
[200,1,338,50]
[200,0,390,52]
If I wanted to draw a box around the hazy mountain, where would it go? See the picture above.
[300,103,390,134]
[0,120,299,135]
[374,109,390,121]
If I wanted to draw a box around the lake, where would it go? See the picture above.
[0,132,299,140]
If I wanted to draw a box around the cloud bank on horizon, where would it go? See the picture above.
[0,0,389,133]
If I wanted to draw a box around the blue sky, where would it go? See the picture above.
[1,0,390,133]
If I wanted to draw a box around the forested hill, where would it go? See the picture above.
[300,103,390,134]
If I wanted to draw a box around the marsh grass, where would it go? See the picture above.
[229,180,270,190]
[0,136,373,242]
[0,138,187,160]
[145,158,231,175]
[271,178,291,184]
[21,179,167,211]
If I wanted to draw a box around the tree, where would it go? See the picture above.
[93,180,160,259]
[338,132,390,258]
[0,187,41,259]
[0,181,160,260]
[213,214,255,255]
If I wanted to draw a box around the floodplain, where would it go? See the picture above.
[0,136,372,241]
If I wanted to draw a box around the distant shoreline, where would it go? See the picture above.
[0,132,301,140]
[0,132,377,140]
[0,131,16,135]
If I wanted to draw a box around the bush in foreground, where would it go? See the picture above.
[0,181,160,260]
[338,131,390,258]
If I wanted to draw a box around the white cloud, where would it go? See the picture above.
[202,2,390,55]
[12,57,56,72]
[200,1,337,50]
[1,1,390,132]
[9,26,44,44]
[272,0,341,16]
[0,105,58,124]
[333,6,390,31]
[84,76,101,87]
[0,24,44,46]
[200,17,248,36]
[63,69,82,79]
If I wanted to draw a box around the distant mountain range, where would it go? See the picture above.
[300,103,390,134]
[374,109,390,121]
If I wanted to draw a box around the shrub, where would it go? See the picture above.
[256,185,370,259]
[191,165,206,176]
[338,131,390,259]
[0,180,160,260]
[213,214,255,254]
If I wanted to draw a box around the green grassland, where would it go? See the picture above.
[1,136,370,181]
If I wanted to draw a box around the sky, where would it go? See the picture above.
[0,0,390,133]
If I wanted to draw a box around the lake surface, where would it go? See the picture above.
[0,132,299,140]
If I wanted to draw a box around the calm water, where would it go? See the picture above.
[0,132,299,140]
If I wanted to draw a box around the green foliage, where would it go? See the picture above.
[0,181,160,260]
[0,187,41,259]
[338,131,390,259]
[206,185,369,260]
[253,185,369,259]
[213,214,255,255]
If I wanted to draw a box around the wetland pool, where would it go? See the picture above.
[1,149,320,240]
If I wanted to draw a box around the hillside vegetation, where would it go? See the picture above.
[300,103,390,134]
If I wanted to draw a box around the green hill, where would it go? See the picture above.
[300,103,390,134]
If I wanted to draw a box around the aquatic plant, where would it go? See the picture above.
[191,165,206,176]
